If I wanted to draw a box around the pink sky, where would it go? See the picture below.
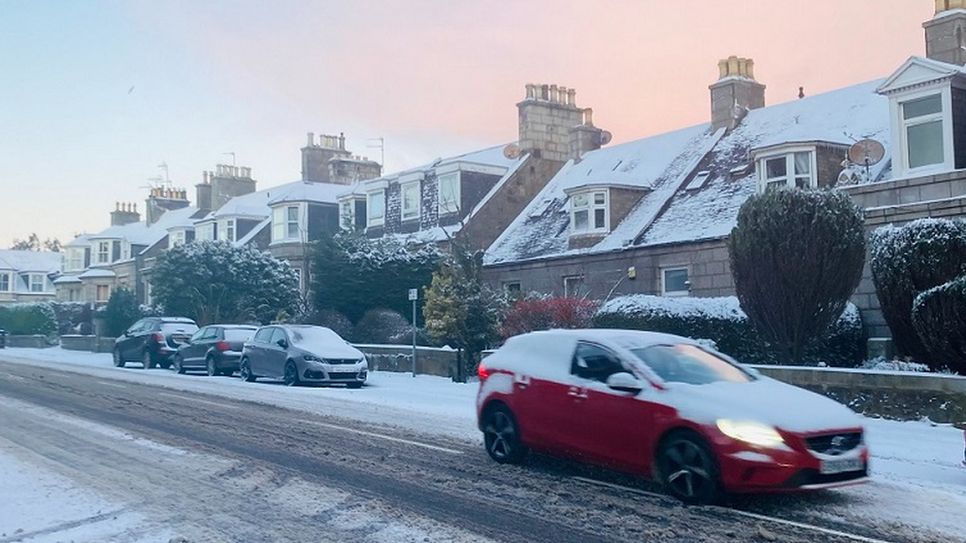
[0,1,937,245]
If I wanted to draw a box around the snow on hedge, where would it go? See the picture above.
[599,294,744,322]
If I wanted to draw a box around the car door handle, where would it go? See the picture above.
[514,374,531,389]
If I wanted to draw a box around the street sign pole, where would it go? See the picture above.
[409,288,418,378]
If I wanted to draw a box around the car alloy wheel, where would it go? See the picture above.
[113,349,125,368]
[174,355,186,374]
[483,406,527,464]
[142,351,155,370]
[206,356,217,377]
[658,433,720,505]
[283,361,300,386]
[239,359,256,382]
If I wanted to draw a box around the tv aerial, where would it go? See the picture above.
[847,139,885,179]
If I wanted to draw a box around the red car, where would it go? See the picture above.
[476,330,869,504]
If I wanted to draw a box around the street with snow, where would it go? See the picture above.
[0,347,963,543]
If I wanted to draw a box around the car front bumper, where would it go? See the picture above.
[301,361,368,383]
[711,431,870,493]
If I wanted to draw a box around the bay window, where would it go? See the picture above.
[340,200,355,229]
[438,173,460,215]
[66,248,84,271]
[570,190,609,234]
[95,284,111,302]
[225,219,235,242]
[272,206,301,241]
[97,241,110,264]
[0,272,9,292]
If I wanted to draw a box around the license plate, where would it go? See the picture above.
[820,456,864,475]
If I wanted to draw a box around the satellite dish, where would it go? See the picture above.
[503,143,521,160]
[599,130,614,146]
[848,139,885,166]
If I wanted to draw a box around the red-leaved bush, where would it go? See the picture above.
[499,297,598,340]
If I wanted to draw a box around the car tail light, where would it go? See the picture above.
[215,341,230,352]
[152,333,165,343]
[477,363,490,381]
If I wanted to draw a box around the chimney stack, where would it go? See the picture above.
[110,201,141,226]
[518,82,591,162]
[710,56,765,132]
[925,1,966,66]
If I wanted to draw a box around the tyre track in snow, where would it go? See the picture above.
[0,360,927,543]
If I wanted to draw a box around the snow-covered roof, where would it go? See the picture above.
[338,143,520,200]
[64,234,92,248]
[267,181,348,206]
[0,250,61,273]
[78,268,116,279]
[52,275,82,284]
[88,206,201,248]
[485,79,891,265]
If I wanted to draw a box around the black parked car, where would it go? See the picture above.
[114,317,198,369]
[172,324,257,376]
[239,325,367,387]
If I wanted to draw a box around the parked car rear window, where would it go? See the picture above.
[161,323,199,335]
[631,344,751,385]
[224,329,256,342]
[289,327,343,345]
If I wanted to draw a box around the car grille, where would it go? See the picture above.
[327,372,359,380]
[323,358,360,365]
[805,432,862,456]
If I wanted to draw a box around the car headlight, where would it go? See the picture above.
[303,354,322,363]
[716,419,784,448]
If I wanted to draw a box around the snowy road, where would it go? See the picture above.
[0,349,964,543]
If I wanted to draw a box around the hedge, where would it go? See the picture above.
[0,302,58,336]
[593,295,864,367]
[911,276,966,375]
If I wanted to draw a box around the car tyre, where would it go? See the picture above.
[142,350,155,370]
[239,358,256,382]
[206,356,218,377]
[173,354,186,374]
[113,348,125,368]
[656,431,721,505]
[283,360,300,387]
[482,404,527,464]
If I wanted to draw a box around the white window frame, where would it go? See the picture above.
[340,200,355,230]
[756,147,816,193]
[224,219,235,242]
[170,230,186,247]
[66,248,84,271]
[897,89,951,175]
[29,274,45,293]
[367,190,386,227]
[437,172,461,215]
[661,267,690,297]
[401,181,421,221]
[96,241,110,264]
[0,272,10,292]
[272,205,304,242]
[570,189,610,234]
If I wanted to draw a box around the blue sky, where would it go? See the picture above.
[0,1,931,246]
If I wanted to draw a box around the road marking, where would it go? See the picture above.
[572,476,894,543]
[97,380,127,389]
[157,392,237,410]
[299,419,463,455]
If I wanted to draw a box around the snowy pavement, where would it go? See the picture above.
[1,347,964,541]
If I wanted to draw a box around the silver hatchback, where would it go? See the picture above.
[239,325,367,388]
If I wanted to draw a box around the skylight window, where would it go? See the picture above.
[684,171,712,191]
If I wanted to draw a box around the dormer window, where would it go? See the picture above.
[756,149,815,192]
[438,173,461,215]
[901,94,945,170]
[97,241,110,264]
[272,205,301,241]
[367,189,385,227]
[570,190,609,234]
[29,274,45,293]
[401,181,420,221]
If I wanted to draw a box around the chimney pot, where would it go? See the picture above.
[307,132,315,146]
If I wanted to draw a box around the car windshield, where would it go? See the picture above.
[630,344,751,385]
[224,329,256,342]
[289,327,344,346]
[161,323,198,335]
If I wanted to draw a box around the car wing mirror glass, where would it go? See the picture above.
[276,339,288,349]
[607,372,643,394]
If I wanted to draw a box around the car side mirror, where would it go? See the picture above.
[276,339,288,349]
[607,372,643,394]
[123,330,131,337]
